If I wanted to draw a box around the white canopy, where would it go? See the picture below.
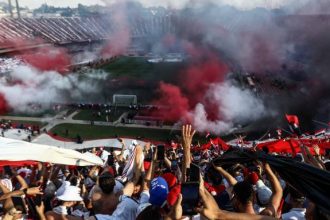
[0,137,103,166]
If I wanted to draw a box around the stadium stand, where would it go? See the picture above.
[0,10,177,49]
[0,17,113,47]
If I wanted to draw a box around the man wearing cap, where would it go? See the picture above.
[45,185,84,220]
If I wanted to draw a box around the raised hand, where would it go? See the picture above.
[182,124,196,149]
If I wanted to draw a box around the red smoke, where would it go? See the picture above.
[19,47,71,73]
[154,53,228,122]
[153,82,189,122]
[181,57,228,105]
[0,93,8,114]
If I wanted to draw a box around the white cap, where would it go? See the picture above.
[55,181,71,197]
[56,186,83,202]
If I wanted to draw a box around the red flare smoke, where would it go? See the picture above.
[19,47,71,73]
[0,93,8,114]
[153,82,189,122]
[153,51,228,122]
[181,57,228,105]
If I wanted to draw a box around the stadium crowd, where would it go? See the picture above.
[0,125,329,220]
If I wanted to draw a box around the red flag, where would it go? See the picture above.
[285,114,299,127]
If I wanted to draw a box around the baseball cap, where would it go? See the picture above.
[149,177,169,206]
[162,172,177,189]
[167,184,181,206]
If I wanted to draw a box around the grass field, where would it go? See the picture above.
[50,123,180,141]
[100,56,185,82]
[5,109,60,117]
[101,57,153,78]
[72,108,130,122]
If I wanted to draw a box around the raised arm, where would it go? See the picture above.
[181,124,195,183]
[164,156,172,169]
[261,163,283,217]
[15,174,28,190]
[213,163,237,187]
[0,187,43,201]
[300,144,324,169]
[116,139,127,162]
[132,145,144,184]
[198,176,276,220]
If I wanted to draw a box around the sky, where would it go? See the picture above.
[9,0,300,10]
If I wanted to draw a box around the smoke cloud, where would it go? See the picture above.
[2,0,330,134]
[0,65,106,113]
[147,0,330,132]
[190,82,270,134]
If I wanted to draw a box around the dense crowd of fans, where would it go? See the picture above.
[0,125,329,220]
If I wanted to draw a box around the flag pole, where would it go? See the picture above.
[312,120,330,128]
[281,128,294,135]
[258,129,270,141]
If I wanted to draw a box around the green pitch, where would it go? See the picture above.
[100,56,186,82]
[50,123,179,141]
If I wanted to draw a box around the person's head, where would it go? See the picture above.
[98,172,115,195]
[232,181,254,212]
[133,176,144,196]
[136,204,162,220]
[289,187,305,208]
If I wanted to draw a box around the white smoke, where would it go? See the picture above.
[190,81,272,134]
[0,65,106,113]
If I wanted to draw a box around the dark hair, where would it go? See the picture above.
[233,181,254,205]
[99,172,115,194]
[289,187,305,201]
[136,205,162,220]
[69,175,78,186]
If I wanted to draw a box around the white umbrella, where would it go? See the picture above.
[0,137,103,166]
